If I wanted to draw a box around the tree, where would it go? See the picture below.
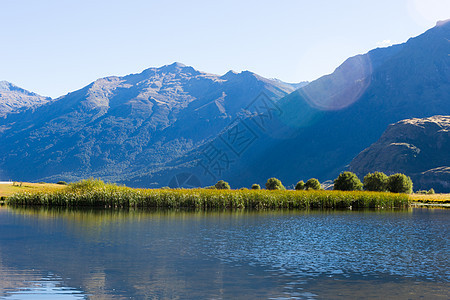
[251,184,261,190]
[305,178,321,190]
[333,172,362,191]
[265,178,285,190]
[363,172,388,192]
[215,180,231,190]
[295,180,305,190]
[387,173,413,194]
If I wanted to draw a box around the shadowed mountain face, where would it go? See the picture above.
[0,81,51,117]
[0,63,298,182]
[147,21,450,188]
[349,116,450,192]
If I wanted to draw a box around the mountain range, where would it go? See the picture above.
[0,63,302,182]
[0,20,449,190]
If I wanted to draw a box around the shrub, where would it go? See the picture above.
[69,178,106,192]
[251,184,261,190]
[215,180,231,190]
[333,172,362,191]
[387,173,413,194]
[57,181,68,185]
[305,178,321,190]
[363,172,388,192]
[295,180,305,190]
[265,178,285,190]
[427,188,435,194]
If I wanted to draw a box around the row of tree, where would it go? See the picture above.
[214,177,321,191]
[333,171,413,194]
[213,171,413,194]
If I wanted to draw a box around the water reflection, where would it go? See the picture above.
[2,274,86,300]
[0,207,448,299]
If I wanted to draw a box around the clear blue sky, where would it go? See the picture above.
[0,0,448,98]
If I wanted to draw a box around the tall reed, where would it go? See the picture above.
[7,179,410,209]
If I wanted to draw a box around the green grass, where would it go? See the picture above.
[6,179,410,209]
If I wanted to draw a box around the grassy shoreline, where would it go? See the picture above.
[6,179,410,209]
[409,193,450,204]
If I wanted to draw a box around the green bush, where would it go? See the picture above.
[305,178,321,190]
[363,172,388,191]
[57,181,68,185]
[215,180,231,190]
[387,173,413,194]
[427,188,435,194]
[295,180,305,190]
[333,172,362,191]
[265,178,285,190]
[251,184,261,190]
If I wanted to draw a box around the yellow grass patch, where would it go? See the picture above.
[410,193,450,203]
[0,182,67,198]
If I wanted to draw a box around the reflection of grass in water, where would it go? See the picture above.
[7,179,409,209]
[6,206,414,227]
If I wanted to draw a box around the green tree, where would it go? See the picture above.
[363,172,388,192]
[295,180,305,190]
[215,180,231,190]
[387,173,413,194]
[305,178,321,190]
[427,188,435,194]
[333,172,362,191]
[265,178,285,190]
[251,184,261,190]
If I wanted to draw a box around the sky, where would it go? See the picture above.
[0,0,448,98]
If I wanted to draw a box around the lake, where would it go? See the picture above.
[0,206,448,299]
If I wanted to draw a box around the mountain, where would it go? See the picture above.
[0,63,298,182]
[0,81,51,117]
[151,20,450,188]
[269,78,309,90]
[349,116,450,192]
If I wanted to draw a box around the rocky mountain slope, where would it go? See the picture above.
[150,20,450,188]
[0,81,51,117]
[0,63,297,182]
[349,116,450,192]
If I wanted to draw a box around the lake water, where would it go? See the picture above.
[0,206,448,299]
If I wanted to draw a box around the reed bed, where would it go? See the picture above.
[6,179,410,209]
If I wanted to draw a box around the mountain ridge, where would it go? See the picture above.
[0,81,52,117]
[0,63,299,182]
[349,115,450,192]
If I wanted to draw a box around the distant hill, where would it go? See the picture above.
[0,63,298,182]
[149,20,450,189]
[0,81,51,117]
[349,116,450,192]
